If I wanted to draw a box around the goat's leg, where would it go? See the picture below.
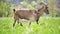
[29,21,31,26]
[17,19,19,24]
[20,23,23,26]
[18,19,23,26]
[36,19,39,24]
[28,21,31,27]
[13,19,16,27]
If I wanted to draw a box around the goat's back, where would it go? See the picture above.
[14,10,35,19]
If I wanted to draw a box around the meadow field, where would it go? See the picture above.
[0,17,60,34]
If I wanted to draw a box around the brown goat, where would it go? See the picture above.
[13,4,49,27]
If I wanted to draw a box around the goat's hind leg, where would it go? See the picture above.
[20,23,23,26]
[29,20,32,26]
[19,19,23,26]
[13,19,16,27]
[29,21,31,26]
[17,19,19,24]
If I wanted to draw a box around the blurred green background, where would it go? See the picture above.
[0,0,60,17]
[0,0,60,34]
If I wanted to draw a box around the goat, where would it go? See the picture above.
[13,4,49,27]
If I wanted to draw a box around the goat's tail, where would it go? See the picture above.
[13,9,15,12]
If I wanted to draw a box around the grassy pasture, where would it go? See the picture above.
[0,17,60,34]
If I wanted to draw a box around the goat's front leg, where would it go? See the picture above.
[36,19,39,24]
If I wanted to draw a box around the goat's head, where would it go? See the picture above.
[44,5,49,14]
[39,2,49,14]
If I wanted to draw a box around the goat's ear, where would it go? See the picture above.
[13,9,15,12]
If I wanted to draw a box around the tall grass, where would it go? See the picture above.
[0,17,60,34]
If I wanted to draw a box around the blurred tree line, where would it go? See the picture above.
[0,0,12,17]
[48,0,60,17]
[0,0,60,17]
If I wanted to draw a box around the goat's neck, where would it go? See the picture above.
[37,6,46,16]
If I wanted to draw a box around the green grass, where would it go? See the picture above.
[0,17,60,34]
